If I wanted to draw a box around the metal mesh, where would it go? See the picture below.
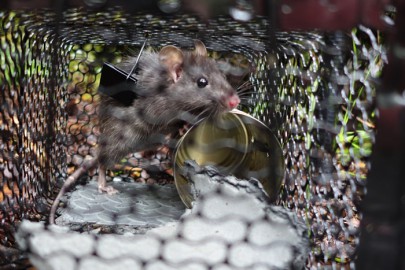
[0,8,381,268]
[0,11,69,248]
[260,30,379,267]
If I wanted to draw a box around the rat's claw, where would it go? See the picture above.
[98,185,119,195]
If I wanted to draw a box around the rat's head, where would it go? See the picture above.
[158,40,240,117]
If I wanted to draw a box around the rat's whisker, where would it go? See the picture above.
[207,105,217,118]
[192,107,211,122]
[237,92,258,98]
[239,95,260,99]
[237,80,253,87]
[236,80,254,91]
[237,89,256,93]
[238,97,261,102]
[177,106,211,125]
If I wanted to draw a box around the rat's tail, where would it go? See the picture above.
[49,158,98,224]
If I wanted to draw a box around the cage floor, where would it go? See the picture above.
[55,178,186,228]
[17,167,309,270]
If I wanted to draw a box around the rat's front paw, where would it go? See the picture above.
[98,185,119,195]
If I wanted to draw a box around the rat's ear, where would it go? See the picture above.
[159,45,184,83]
[193,40,207,57]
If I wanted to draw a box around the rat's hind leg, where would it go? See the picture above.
[97,164,119,195]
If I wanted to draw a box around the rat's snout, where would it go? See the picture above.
[228,94,240,109]
[222,92,240,110]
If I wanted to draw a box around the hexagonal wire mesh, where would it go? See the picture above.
[0,10,69,248]
[0,8,382,269]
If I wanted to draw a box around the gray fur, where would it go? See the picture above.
[50,42,239,224]
[98,50,236,167]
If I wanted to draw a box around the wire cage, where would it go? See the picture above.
[0,3,384,269]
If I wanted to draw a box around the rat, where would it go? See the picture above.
[49,40,240,224]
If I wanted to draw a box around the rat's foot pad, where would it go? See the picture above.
[55,179,186,227]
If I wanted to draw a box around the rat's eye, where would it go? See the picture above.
[197,77,208,88]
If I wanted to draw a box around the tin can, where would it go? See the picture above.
[174,109,285,208]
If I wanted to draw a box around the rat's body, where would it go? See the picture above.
[49,40,240,224]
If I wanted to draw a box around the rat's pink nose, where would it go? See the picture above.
[228,94,240,109]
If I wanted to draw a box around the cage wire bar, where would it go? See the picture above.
[0,2,392,269]
[356,1,405,269]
